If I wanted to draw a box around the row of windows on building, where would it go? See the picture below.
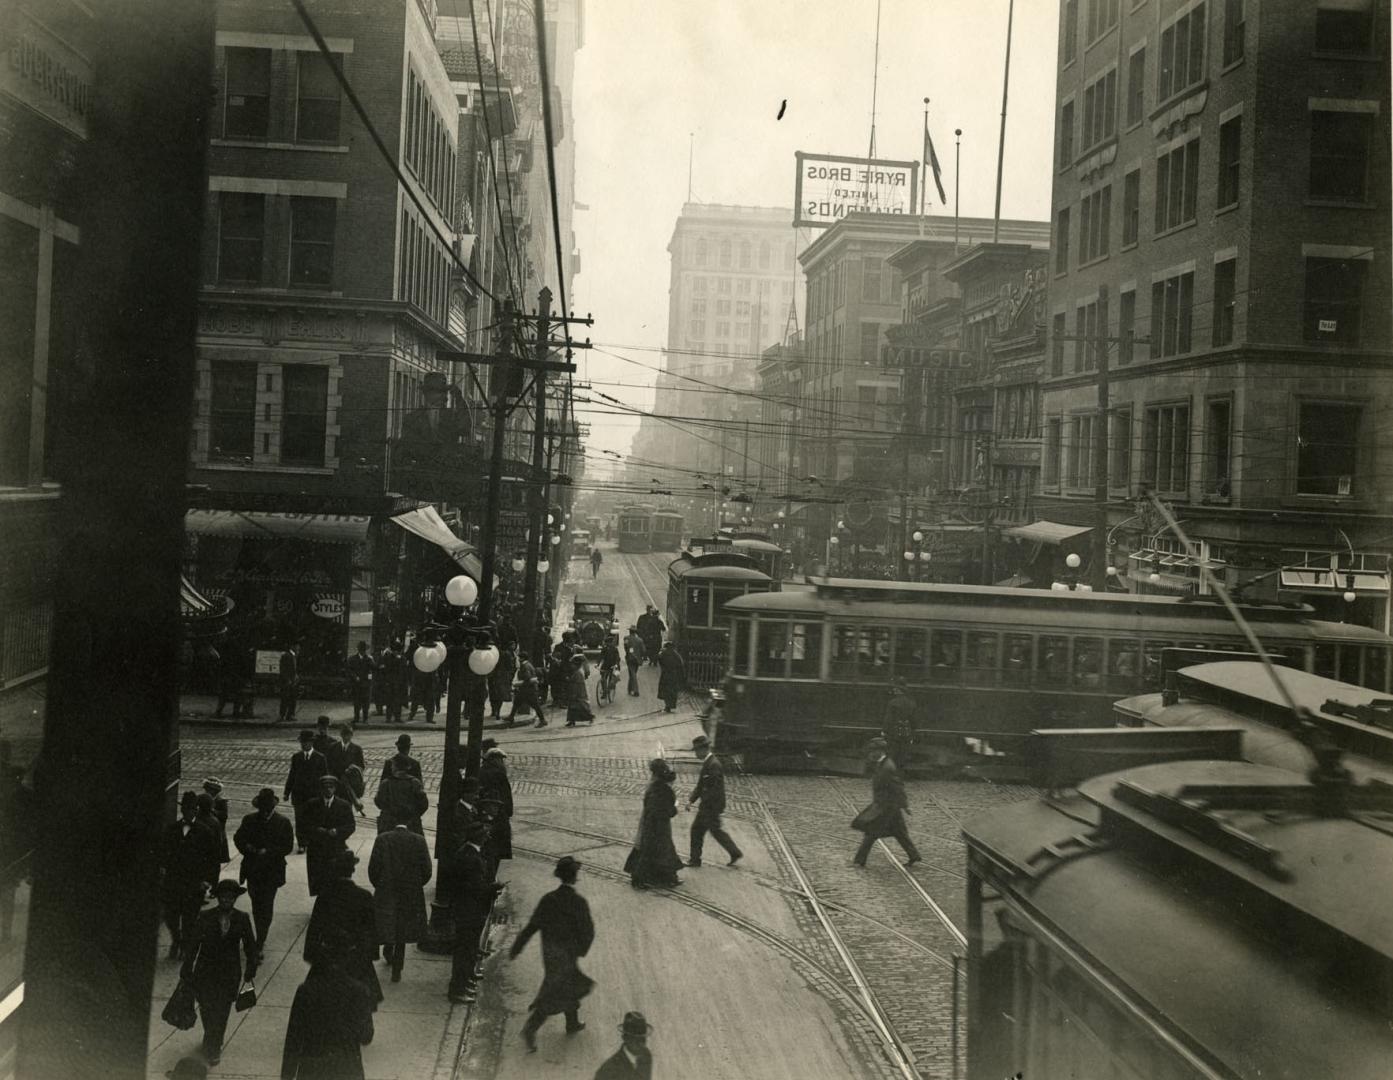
[1041,396,1362,499]
[222,46,343,145]
[403,64,457,222]
[208,361,330,468]
[1062,0,1375,80]
[685,236,797,271]
[1050,250,1369,377]
[807,257,897,324]
[217,192,337,288]
[399,206,453,327]
[690,276,795,299]
[1057,106,1374,278]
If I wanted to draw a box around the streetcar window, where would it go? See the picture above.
[790,622,822,680]
[893,628,927,681]
[1142,640,1174,684]
[1314,644,1337,680]
[831,625,859,679]
[713,586,745,620]
[1338,644,1362,686]
[731,618,751,675]
[1003,634,1032,686]
[928,630,962,684]
[965,632,1000,687]
[1039,636,1069,687]
[1107,641,1140,691]
[1364,647,1388,692]
[756,620,789,678]
[858,627,891,682]
[686,586,708,628]
[1072,638,1104,688]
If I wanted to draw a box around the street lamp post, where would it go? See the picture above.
[903,529,928,582]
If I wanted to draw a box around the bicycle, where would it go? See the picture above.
[596,665,619,706]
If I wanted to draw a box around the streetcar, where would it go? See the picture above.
[963,753,1393,1080]
[665,551,774,690]
[616,504,653,553]
[716,577,1393,770]
[687,532,787,583]
[1115,658,1393,778]
[649,509,684,552]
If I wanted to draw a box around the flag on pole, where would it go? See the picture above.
[924,126,947,205]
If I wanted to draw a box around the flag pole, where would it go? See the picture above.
[919,97,929,237]
[954,128,962,252]
[992,0,1015,243]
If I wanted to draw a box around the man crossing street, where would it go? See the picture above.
[686,735,742,867]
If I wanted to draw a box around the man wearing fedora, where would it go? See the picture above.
[510,855,595,1052]
[448,821,503,1004]
[160,790,219,961]
[851,737,921,868]
[368,817,432,983]
[882,677,918,770]
[284,728,329,853]
[381,731,423,781]
[686,735,742,868]
[303,775,356,897]
[233,788,295,954]
[178,879,258,1066]
[594,1012,653,1080]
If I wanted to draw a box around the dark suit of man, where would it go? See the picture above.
[279,648,300,722]
[160,816,218,955]
[234,809,295,948]
[281,962,374,1080]
[594,1045,653,1080]
[303,794,356,896]
[380,751,422,782]
[180,906,258,1062]
[347,649,375,722]
[448,842,497,998]
[688,754,742,865]
[326,738,367,812]
[284,748,329,850]
[853,754,921,866]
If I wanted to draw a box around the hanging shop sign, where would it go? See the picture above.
[309,594,346,620]
[794,152,919,229]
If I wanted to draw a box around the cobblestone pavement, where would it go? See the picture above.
[177,727,1034,1079]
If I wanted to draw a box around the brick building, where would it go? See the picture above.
[1041,0,1392,628]
[185,0,480,678]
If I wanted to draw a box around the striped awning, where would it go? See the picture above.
[390,506,485,581]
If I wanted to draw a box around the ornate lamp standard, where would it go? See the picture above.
[903,529,931,582]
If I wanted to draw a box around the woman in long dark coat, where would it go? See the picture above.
[281,944,374,1080]
[656,641,686,712]
[303,851,383,1008]
[478,746,514,861]
[179,879,259,1066]
[625,759,683,889]
[510,856,595,1051]
[487,644,517,720]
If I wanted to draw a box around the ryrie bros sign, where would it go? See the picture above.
[794,152,919,229]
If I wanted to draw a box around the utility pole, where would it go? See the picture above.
[520,287,552,663]
[1091,285,1111,591]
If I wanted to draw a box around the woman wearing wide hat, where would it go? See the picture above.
[510,856,596,1052]
[624,760,683,889]
[178,879,258,1066]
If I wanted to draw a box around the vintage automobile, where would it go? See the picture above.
[571,596,616,654]
[570,529,592,556]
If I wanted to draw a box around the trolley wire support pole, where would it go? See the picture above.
[1092,285,1111,590]
[520,288,553,661]
[19,2,213,1075]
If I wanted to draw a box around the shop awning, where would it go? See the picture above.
[1001,520,1093,546]
[390,506,484,581]
[184,510,370,545]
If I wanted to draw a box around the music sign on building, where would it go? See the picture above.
[794,152,919,229]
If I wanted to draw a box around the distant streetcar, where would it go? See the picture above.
[616,504,653,553]
[665,550,774,689]
[716,577,1393,770]
[649,510,684,552]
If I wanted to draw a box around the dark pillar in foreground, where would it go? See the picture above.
[19,2,212,1076]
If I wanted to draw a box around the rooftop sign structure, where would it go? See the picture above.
[793,152,919,229]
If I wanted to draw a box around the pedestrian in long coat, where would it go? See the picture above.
[565,655,594,726]
[179,879,258,1066]
[304,851,383,1008]
[637,608,664,666]
[160,791,219,959]
[851,738,921,867]
[478,746,514,861]
[624,759,683,889]
[368,824,432,982]
[374,760,429,834]
[280,947,374,1080]
[508,652,547,727]
[233,787,295,951]
[685,734,742,867]
[623,629,645,696]
[278,643,300,723]
[511,856,595,1052]
[284,729,329,852]
[378,640,404,723]
[448,823,502,1003]
[488,644,517,720]
[303,775,356,897]
[325,723,367,816]
[656,641,685,712]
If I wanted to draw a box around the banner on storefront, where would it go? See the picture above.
[794,152,919,228]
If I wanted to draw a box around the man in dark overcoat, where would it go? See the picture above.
[284,729,329,853]
[511,855,595,1052]
[374,759,429,834]
[179,879,258,1066]
[448,822,502,1004]
[312,715,334,758]
[852,737,921,868]
[160,791,218,960]
[686,734,742,867]
[303,775,356,897]
[381,732,422,781]
[368,822,432,982]
[347,640,375,723]
[594,1012,654,1080]
[479,745,514,862]
[325,722,367,816]
[378,639,404,723]
[508,652,546,727]
[278,643,300,723]
[656,641,685,713]
[280,944,375,1080]
[233,787,295,953]
[304,851,382,1009]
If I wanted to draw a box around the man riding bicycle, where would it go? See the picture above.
[598,634,621,703]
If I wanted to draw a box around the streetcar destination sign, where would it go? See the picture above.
[794,152,919,229]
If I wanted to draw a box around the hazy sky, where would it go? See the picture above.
[569,0,1060,462]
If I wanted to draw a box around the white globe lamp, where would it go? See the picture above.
[468,645,500,676]
[511,557,525,574]
[412,641,447,673]
[903,550,915,562]
[547,513,555,525]
[829,535,840,546]
[912,530,924,543]
[1065,553,1082,570]
[550,534,561,546]
[445,574,478,608]
[538,559,550,574]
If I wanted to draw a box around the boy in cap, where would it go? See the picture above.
[233,788,295,953]
[686,735,742,868]
[594,1012,653,1079]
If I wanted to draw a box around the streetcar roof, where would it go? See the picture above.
[668,553,770,581]
[964,759,1393,1077]
[652,510,683,520]
[730,538,783,553]
[722,589,1371,642]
